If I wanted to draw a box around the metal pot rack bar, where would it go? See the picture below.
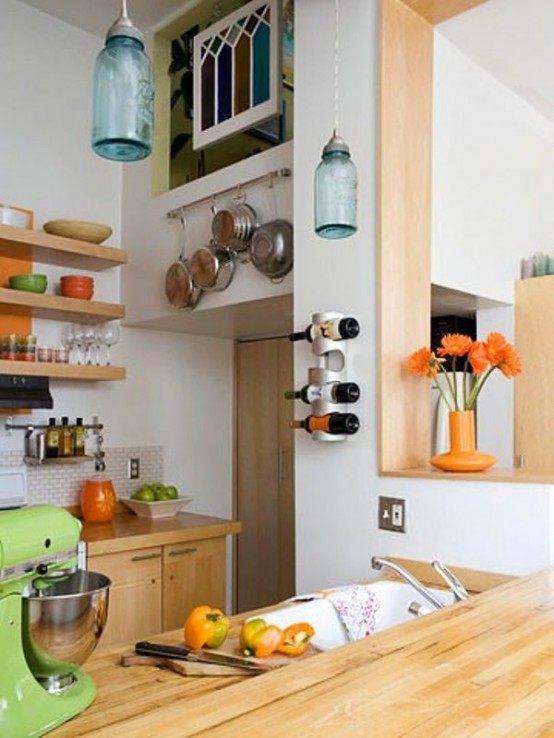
[165,167,292,221]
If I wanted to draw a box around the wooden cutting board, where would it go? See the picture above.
[121,635,319,678]
[120,651,256,677]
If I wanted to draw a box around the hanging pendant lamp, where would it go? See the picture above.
[314,0,358,239]
[92,0,154,162]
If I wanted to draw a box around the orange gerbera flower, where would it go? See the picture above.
[436,333,473,357]
[498,344,523,377]
[468,341,489,375]
[406,347,444,378]
[482,332,508,366]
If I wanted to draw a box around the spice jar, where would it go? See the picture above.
[81,475,116,523]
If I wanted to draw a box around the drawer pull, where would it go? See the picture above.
[131,553,162,562]
[168,547,197,557]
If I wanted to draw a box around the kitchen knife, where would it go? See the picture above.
[134,641,275,673]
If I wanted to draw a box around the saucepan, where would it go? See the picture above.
[249,219,293,282]
[211,200,259,254]
[165,218,202,310]
[190,241,235,292]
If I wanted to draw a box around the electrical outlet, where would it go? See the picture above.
[128,457,140,480]
[378,496,406,533]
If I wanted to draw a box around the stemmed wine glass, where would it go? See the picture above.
[66,323,86,365]
[99,322,120,365]
[83,325,98,365]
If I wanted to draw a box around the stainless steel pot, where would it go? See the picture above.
[165,219,202,310]
[211,202,259,253]
[250,219,293,282]
[190,242,235,291]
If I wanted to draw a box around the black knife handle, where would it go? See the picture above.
[135,641,192,660]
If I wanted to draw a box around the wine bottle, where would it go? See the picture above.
[289,317,360,343]
[289,412,360,435]
[58,416,74,458]
[73,417,86,457]
[284,381,361,404]
[45,417,59,459]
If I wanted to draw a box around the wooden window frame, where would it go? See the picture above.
[378,0,490,472]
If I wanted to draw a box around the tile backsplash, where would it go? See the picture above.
[0,447,163,508]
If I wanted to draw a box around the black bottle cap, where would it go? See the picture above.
[328,412,360,435]
[48,417,56,426]
[76,417,83,425]
[338,318,360,339]
[61,416,69,425]
[335,382,361,404]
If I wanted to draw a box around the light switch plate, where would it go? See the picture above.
[378,496,406,533]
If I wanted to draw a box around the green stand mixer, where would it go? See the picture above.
[0,505,111,737]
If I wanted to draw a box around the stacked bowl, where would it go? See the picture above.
[60,275,94,300]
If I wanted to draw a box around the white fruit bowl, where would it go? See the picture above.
[120,496,192,519]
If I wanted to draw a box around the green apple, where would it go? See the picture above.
[155,487,171,501]
[132,485,155,502]
[165,485,179,500]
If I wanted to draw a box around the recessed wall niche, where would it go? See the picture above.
[152,0,294,196]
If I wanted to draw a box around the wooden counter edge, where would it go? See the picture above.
[80,512,241,556]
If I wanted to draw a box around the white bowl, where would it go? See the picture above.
[120,496,192,518]
[0,205,31,229]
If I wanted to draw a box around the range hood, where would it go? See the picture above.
[0,375,53,408]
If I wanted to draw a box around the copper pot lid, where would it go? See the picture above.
[165,259,200,309]
[190,246,218,289]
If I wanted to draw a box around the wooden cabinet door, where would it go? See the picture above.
[162,537,226,631]
[236,337,295,612]
[88,547,162,648]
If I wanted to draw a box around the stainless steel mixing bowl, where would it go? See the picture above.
[22,570,111,691]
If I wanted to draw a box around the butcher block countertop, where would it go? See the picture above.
[81,512,241,556]
[51,567,554,737]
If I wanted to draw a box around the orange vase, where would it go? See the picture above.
[430,410,496,472]
[81,476,116,522]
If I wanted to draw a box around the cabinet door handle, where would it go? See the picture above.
[278,448,286,483]
[168,547,197,557]
[131,552,162,562]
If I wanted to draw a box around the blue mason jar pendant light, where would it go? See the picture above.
[92,0,154,162]
[314,0,358,239]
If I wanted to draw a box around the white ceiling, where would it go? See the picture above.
[18,0,554,124]
[438,0,554,124]
[17,0,189,38]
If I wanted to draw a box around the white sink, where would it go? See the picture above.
[259,580,456,651]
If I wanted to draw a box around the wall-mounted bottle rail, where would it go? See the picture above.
[288,312,361,442]
[5,416,106,469]
[165,167,292,220]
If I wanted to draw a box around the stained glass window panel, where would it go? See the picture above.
[193,0,280,149]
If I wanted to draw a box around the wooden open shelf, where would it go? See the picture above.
[381,466,554,484]
[0,360,126,381]
[0,288,125,323]
[0,224,128,271]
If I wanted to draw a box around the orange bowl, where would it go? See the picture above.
[61,285,94,300]
[60,275,94,285]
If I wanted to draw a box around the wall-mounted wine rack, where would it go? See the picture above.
[288,311,361,442]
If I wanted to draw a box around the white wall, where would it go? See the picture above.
[1,1,234,523]
[432,34,554,304]
[293,0,554,594]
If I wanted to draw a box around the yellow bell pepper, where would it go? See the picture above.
[183,605,230,650]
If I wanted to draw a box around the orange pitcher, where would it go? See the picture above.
[81,475,116,522]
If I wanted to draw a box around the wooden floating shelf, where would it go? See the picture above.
[0,224,128,271]
[24,454,95,466]
[0,288,125,323]
[380,466,554,484]
[0,360,126,381]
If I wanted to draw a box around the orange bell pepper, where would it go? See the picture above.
[276,622,315,656]
[239,618,284,658]
[183,605,230,650]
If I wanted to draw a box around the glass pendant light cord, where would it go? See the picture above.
[334,0,340,136]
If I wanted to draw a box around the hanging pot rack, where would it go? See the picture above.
[165,167,292,221]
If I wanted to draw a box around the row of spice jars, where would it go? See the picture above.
[0,334,69,362]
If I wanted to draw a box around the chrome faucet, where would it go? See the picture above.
[432,561,470,602]
[371,556,445,611]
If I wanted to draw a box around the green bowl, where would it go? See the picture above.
[9,274,48,293]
